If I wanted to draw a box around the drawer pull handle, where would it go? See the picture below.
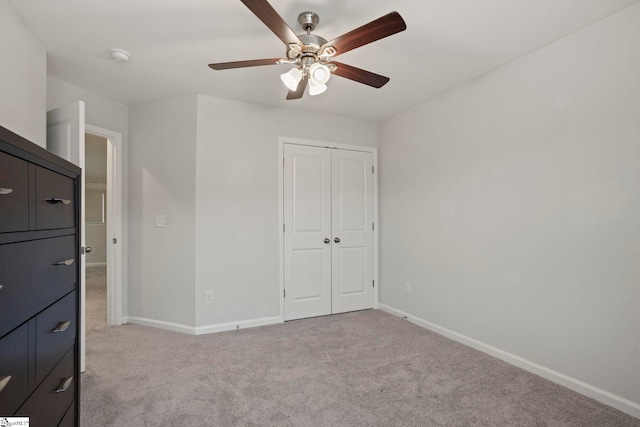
[0,188,13,195]
[0,284,3,291]
[54,376,73,393]
[54,258,75,266]
[46,197,71,205]
[0,375,11,392]
[51,321,71,333]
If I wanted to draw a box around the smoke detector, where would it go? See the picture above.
[110,48,131,62]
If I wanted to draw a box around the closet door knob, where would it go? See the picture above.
[334,237,341,243]
[46,197,71,205]
[54,376,73,393]
[324,238,330,244]
[0,188,13,195]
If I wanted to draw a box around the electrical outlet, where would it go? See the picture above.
[156,214,166,228]
[405,282,412,295]
[205,291,213,305]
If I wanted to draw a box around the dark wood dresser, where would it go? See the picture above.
[0,125,81,426]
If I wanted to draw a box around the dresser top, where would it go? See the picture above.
[0,125,81,177]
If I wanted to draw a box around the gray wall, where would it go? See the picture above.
[47,77,129,136]
[379,3,640,410]
[125,94,379,331]
[128,95,199,328]
[0,0,46,145]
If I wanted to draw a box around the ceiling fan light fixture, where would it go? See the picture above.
[308,82,327,96]
[208,3,406,101]
[309,63,331,85]
[280,67,303,91]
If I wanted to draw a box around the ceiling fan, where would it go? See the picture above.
[208,0,407,100]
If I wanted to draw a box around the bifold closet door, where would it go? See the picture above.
[283,145,332,321]
[284,144,373,321]
[331,149,373,314]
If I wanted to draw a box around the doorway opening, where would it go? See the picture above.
[85,125,123,331]
[85,133,109,330]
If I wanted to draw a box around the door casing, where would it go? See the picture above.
[278,137,379,322]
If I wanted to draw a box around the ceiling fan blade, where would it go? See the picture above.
[321,12,406,57]
[240,0,302,46]
[208,58,283,70]
[286,76,308,100]
[330,62,390,88]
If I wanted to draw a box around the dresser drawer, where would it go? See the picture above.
[0,235,76,337]
[58,402,76,427]
[16,346,75,426]
[0,151,29,233]
[35,166,75,230]
[36,291,77,384]
[0,323,30,415]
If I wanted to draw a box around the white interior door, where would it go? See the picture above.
[47,101,86,372]
[283,145,332,320]
[283,144,374,321]
[331,149,374,314]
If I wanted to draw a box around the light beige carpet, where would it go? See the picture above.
[82,267,639,426]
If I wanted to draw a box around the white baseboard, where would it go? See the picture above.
[86,262,107,267]
[126,317,196,335]
[125,315,283,337]
[378,304,640,419]
[195,316,281,335]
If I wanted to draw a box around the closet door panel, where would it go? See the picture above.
[283,145,332,320]
[331,150,374,314]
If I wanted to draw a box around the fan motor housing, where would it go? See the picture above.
[298,34,327,52]
[298,11,319,32]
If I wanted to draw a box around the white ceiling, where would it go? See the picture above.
[9,0,639,122]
